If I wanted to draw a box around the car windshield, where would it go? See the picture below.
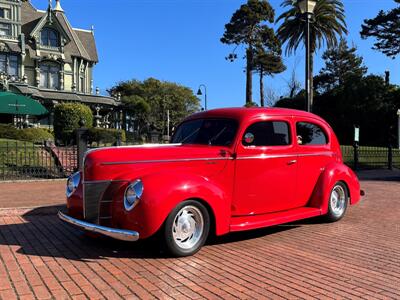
[171,118,238,146]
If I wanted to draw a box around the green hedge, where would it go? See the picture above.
[53,103,93,143]
[0,124,54,143]
[87,128,126,145]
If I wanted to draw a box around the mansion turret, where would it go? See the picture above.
[0,0,118,127]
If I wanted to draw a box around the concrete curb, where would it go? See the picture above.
[0,204,66,217]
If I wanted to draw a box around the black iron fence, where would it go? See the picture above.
[0,138,398,181]
[0,140,77,180]
[341,145,400,170]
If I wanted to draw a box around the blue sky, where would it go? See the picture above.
[32,0,400,109]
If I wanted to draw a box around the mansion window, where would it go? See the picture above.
[41,28,59,47]
[0,8,10,19]
[40,63,60,89]
[0,22,10,36]
[0,53,18,76]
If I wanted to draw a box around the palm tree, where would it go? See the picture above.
[276,0,347,100]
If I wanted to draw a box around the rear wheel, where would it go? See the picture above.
[163,200,210,257]
[325,182,349,222]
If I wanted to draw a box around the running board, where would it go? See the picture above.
[230,207,322,232]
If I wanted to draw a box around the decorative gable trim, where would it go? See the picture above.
[29,9,71,45]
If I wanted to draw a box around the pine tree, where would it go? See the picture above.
[361,0,400,58]
[221,0,277,106]
[314,38,367,93]
[252,27,286,107]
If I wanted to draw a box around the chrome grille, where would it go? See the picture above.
[84,181,111,223]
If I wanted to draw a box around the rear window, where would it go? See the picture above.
[296,122,328,145]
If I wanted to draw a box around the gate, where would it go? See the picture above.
[0,140,77,180]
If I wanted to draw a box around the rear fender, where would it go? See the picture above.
[125,171,231,239]
[308,162,361,214]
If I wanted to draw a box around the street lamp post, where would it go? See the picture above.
[196,84,207,111]
[298,0,317,112]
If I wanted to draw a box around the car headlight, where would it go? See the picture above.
[124,179,143,211]
[66,171,81,197]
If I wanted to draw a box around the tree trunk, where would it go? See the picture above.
[246,47,253,106]
[260,68,264,107]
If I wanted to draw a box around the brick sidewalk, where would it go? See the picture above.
[0,181,65,209]
[0,180,399,299]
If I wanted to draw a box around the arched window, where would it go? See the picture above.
[40,62,60,89]
[41,28,59,47]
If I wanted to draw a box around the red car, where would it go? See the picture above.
[59,108,362,256]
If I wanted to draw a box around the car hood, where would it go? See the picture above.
[83,144,233,181]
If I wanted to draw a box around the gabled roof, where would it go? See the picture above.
[30,8,71,45]
[20,1,98,63]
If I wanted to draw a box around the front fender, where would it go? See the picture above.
[122,171,231,239]
[308,162,361,214]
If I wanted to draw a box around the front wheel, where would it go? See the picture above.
[163,200,210,257]
[325,182,349,222]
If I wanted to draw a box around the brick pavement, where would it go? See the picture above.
[0,177,399,299]
[0,181,65,209]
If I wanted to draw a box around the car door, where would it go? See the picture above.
[295,118,334,207]
[232,117,298,216]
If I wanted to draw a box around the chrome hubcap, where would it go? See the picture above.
[172,205,204,250]
[330,185,346,216]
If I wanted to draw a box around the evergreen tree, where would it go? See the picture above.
[221,0,276,106]
[361,0,400,58]
[252,27,286,107]
[314,38,367,93]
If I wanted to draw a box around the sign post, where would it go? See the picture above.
[353,126,360,170]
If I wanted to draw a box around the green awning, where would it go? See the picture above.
[0,92,48,116]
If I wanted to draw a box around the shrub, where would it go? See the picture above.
[0,124,54,143]
[0,124,19,140]
[87,128,126,145]
[19,128,54,143]
[53,103,93,144]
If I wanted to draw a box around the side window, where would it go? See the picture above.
[296,122,328,145]
[242,121,291,147]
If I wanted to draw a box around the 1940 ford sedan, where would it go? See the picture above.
[59,108,362,256]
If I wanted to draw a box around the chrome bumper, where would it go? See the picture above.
[58,211,139,242]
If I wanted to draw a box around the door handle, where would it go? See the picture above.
[287,159,297,165]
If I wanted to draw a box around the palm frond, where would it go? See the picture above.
[276,0,348,55]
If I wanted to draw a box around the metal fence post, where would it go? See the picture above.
[388,145,393,170]
[76,122,88,171]
[116,131,122,146]
[353,142,359,171]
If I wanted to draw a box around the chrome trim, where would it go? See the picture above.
[124,179,143,211]
[102,157,234,166]
[236,152,333,160]
[66,171,81,197]
[58,211,139,242]
[237,154,297,160]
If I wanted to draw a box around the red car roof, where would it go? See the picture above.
[185,107,326,124]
